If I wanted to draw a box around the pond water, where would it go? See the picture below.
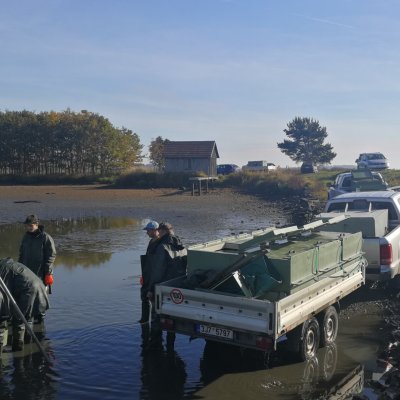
[0,216,386,400]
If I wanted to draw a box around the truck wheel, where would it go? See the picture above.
[319,306,339,347]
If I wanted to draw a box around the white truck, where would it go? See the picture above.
[242,160,277,172]
[322,190,400,281]
[155,221,366,361]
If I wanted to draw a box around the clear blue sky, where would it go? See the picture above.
[1,1,399,168]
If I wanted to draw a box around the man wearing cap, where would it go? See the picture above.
[18,215,56,301]
[139,221,160,325]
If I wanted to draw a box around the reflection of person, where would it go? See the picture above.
[146,222,187,351]
[0,257,49,352]
[140,350,187,399]
[19,214,56,289]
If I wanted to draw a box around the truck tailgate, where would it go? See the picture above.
[362,238,381,270]
[156,284,276,335]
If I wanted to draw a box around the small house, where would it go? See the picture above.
[163,141,219,176]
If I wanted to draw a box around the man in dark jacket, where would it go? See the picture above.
[19,214,56,287]
[140,220,160,324]
[146,222,187,300]
[145,222,187,351]
[0,257,50,352]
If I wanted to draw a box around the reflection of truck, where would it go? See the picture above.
[328,170,388,200]
[242,160,276,171]
[322,190,400,281]
[155,221,365,360]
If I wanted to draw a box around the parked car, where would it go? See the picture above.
[327,170,389,200]
[242,161,277,172]
[356,153,389,170]
[300,162,318,174]
[216,164,240,175]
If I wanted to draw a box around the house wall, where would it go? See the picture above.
[165,157,217,175]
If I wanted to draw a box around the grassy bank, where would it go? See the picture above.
[1,168,400,203]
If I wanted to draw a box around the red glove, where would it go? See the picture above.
[44,274,54,286]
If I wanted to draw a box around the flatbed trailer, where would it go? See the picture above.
[155,220,366,360]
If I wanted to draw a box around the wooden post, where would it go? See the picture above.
[192,182,195,196]
[199,180,202,196]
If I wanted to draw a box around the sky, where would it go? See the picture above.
[1,0,400,168]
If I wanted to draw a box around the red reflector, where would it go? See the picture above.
[256,336,273,350]
[160,318,174,330]
[139,276,144,286]
[380,243,393,265]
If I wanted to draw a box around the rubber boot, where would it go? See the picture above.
[12,324,25,352]
[24,321,34,344]
[34,320,46,341]
[139,301,150,324]
[146,314,163,352]
[37,312,46,323]
[0,323,5,356]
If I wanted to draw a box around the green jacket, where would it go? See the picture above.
[18,225,56,280]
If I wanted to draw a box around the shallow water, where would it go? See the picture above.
[0,216,386,400]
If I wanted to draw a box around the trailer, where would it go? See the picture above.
[155,218,366,360]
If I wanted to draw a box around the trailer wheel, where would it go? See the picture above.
[299,318,320,361]
[319,306,339,347]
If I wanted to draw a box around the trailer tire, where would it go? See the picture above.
[319,306,339,347]
[299,318,320,361]
[287,318,320,361]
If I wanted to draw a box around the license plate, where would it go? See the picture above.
[196,324,233,340]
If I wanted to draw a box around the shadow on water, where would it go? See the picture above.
[140,350,187,400]
[0,344,58,400]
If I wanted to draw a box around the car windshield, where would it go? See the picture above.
[366,153,385,160]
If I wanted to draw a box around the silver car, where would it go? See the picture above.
[356,152,389,170]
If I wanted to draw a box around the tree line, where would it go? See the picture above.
[0,110,143,176]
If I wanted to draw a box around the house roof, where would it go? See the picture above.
[163,141,219,158]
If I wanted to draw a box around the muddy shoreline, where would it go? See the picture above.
[0,184,398,399]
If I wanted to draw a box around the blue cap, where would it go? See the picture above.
[144,221,159,230]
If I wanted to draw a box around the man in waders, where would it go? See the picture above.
[140,221,161,351]
[0,257,49,353]
[145,222,187,352]
[19,214,55,322]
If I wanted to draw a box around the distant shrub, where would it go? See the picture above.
[0,174,104,185]
[114,171,194,188]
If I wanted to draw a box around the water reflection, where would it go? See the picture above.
[140,350,187,400]
[194,342,364,399]
[0,215,380,399]
[0,344,57,400]
[0,217,141,268]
